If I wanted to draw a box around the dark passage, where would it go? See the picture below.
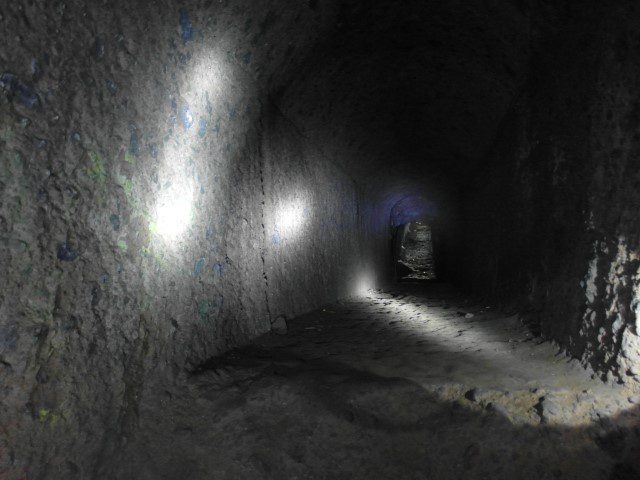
[395,221,436,281]
[2,1,640,479]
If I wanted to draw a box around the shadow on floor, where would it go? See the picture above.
[101,349,640,480]
[99,284,640,480]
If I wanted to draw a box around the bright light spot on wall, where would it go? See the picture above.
[185,56,224,106]
[354,273,373,297]
[154,187,193,241]
[276,199,306,237]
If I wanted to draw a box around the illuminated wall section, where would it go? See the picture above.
[260,112,365,320]
[0,2,356,475]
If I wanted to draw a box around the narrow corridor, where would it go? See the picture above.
[396,222,436,281]
[4,2,640,478]
[107,285,640,480]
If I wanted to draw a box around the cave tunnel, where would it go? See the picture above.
[393,221,436,281]
[390,195,439,282]
[3,1,640,479]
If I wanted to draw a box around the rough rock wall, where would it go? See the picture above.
[261,108,366,320]
[0,1,373,477]
[462,3,640,386]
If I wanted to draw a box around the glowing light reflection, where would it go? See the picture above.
[155,186,193,240]
[151,53,226,248]
[276,199,306,238]
[354,273,374,297]
[365,293,631,427]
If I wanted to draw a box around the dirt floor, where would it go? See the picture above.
[104,284,640,479]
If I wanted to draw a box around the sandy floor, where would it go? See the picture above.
[106,284,640,479]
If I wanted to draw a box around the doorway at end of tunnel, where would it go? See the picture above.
[393,221,436,281]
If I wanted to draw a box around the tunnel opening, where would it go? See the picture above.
[393,220,437,282]
[389,194,439,283]
[5,1,640,478]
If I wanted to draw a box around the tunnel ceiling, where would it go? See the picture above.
[269,0,535,187]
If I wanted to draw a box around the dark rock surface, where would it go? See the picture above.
[461,3,640,386]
